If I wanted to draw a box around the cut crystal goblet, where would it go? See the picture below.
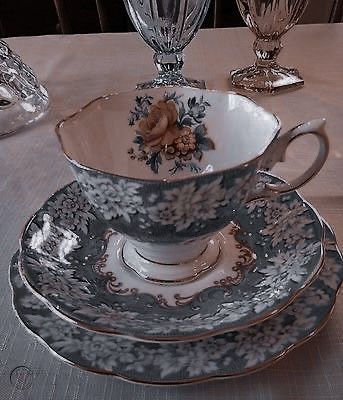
[123,0,211,89]
[231,0,309,93]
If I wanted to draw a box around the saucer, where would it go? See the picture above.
[18,173,324,342]
[10,223,343,385]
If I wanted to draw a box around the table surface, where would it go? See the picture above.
[1,24,343,400]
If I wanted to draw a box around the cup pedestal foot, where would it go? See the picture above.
[121,238,221,285]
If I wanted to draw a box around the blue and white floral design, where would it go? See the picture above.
[77,173,144,223]
[128,92,214,175]
[10,240,343,384]
[24,255,94,307]
[73,168,246,234]
[256,242,321,289]
[74,304,139,328]
[318,257,343,290]
[249,197,315,249]
[28,214,79,264]
[19,176,324,341]
[46,181,96,234]
[147,177,227,232]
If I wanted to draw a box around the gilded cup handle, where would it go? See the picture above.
[247,119,329,201]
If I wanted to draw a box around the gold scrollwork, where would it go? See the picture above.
[92,223,256,307]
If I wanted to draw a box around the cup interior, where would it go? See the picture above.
[56,87,279,181]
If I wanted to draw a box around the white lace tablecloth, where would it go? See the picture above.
[1,24,343,399]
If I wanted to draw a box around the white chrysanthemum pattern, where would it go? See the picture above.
[147,177,227,232]
[78,172,144,222]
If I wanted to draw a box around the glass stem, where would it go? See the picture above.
[253,38,282,68]
[153,52,184,77]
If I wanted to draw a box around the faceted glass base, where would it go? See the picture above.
[136,72,206,90]
[230,64,304,94]
[0,83,49,138]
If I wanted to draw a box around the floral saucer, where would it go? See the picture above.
[18,173,324,342]
[10,224,343,385]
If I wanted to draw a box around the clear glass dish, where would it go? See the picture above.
[0,40,49,138]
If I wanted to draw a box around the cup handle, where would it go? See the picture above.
[248,119,329,201]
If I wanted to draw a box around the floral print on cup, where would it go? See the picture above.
[128,92,214,174]
[77,174,144,223]
[147,177,228,232]
[75,169,231,233]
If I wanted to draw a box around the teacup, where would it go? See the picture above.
[56,87,328,283]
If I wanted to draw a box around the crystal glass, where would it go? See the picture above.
[123,0,211,89]
[0,40,49,138]
[231,0,309,93]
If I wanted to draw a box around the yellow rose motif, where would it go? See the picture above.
[138,100,180,149]
[129,93,213,175]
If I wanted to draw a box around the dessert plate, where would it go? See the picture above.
[18,174,324,342]
[10,224,343,385]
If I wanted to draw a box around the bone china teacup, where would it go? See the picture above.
[56,87,329,284]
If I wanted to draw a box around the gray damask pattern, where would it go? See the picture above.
[10,243,343,384]
[18,174,324,342]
